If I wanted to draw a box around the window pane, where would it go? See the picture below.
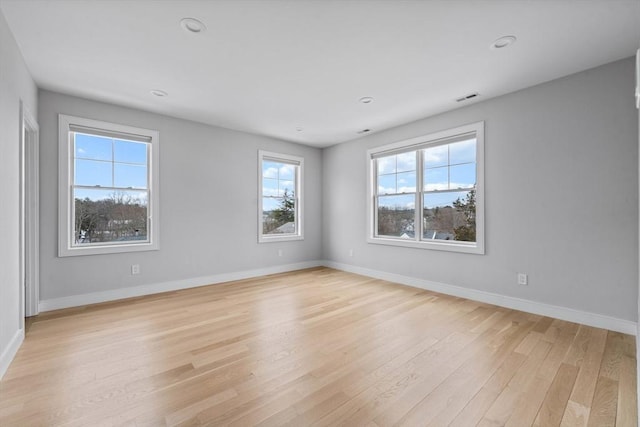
[278,164,295,180]
[423,145,448,168]
[263,161,280,178]
[424,166,448,191]
[378,174,396,195]
[396,171,416,193]
[396,152,416,173]
[73,188,148,245]
[114,140,147,164]
[263,177,278,196]
[377,194,415,238]
[377,155,396,175]
[423,190,475,242]
[449,163,475,189]
[262,196,296,235]
[279,180,295,196]
[114,164,147,189]
[449,139,475,165]
[75,159,112,187]
[75,133,112,161]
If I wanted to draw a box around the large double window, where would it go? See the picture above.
[258,150,303,242]
[58,115,159,256]
[367,122,484,254]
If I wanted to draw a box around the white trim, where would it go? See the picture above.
[37,259,637,335]
[20,102,39,317]
[634,48,639,109]
[0,329,24,380]
[39,261,323,312]
[366,121,485,255]
[58,114,160,257]
[324,261,637,335]
[637,46,640,420]
[258,150,304,243]
[366,236,482,254]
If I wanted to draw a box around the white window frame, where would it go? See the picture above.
[258,150,304,243]
[367,121,485,254]
[58,114,160,257]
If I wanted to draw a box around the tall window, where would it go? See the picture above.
[367,122,484,254]
[58,115,159,256]
[258,151,303,242]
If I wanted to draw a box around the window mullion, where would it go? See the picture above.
[73,185,149,191]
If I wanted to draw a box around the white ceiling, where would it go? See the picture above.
[1,0,639,148]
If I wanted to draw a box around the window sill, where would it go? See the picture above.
[367,236,484,254]
[58,241,159,257]
[258,234,304,243]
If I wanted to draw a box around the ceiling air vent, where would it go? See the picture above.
[456,92,479,102]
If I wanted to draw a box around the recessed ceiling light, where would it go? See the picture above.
[357,129,371,134]
[180,18,206,34]
[490,35,517,49]
[150,89,168,97]
[359,97,374,104]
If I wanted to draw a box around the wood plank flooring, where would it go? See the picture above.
[0,267,636,426]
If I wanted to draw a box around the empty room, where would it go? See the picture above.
[1,0,639,425]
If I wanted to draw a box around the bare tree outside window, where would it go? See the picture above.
[74,192,147,244]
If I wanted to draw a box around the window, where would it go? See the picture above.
[258,151,303,242]
[367,121,484,254]
[58,115,159,256]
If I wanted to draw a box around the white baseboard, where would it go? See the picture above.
[39,261,323,312]
[0,328,24,380]
[324,261,637,335]
[37,259,636,335]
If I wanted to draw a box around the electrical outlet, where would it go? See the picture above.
[517,273,528,286]
[131,264,140,275]
[278,249,283,257]
[349,249,354,257]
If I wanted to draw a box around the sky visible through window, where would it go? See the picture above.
[74,133,148,203]
[262,161,295,212]
[377,138,476,210]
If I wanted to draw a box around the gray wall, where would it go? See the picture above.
[323,57,639,322]
[0,10,37,370]
[38,91,322,300]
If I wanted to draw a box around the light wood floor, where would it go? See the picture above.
[0,267,636,426]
